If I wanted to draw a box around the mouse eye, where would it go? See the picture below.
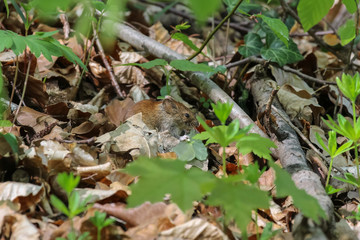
[185,113,190,118]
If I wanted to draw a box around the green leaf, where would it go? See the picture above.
[194,117,252,148]
[56,172,80,196]
[236,133,277,160]
[211,101,233,125]
[50,195,70,216]
[192,139,208,160]
[206,178,269,234]
[90,211,115,229]
[261,34,303,66]
[0,120,12,127]
[173,137,208,161]
[257,15,289,46]
[0,30,87,70]
[325,185,342,195]
[123,59,168,69]
[270,162,327,223]
[242,162,265,184]
[4,0,9,18]
[336,72,360,103]
[335,140,354,157]
[92,0,106,12]
[125,157,216,212]
[260,222,281,240]
[173,141,196,161]
[174,22,191,31]
[338,19,356,46]
[238,33,262,57]
[334,173,360,187]
[186,0,222,22]
[172,32,199,52]
[0,133,18,154]
[297,0,334,32]
[170,59,214,73]
[68,191,81,218]
[342,0,359,14]
[315,132,330,154]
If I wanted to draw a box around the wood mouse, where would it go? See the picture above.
[124,97,198,137]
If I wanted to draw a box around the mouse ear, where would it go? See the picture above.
[163,98,178,114]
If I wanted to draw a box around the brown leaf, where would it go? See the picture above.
[0,182,44,211]
[105,98,135,126]
[0,202,40,239]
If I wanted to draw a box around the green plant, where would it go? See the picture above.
[199,97,212,109]
[316,131,353,194]
[237,15,303,66]
[172,130,208,161]
[50,172,92,239]
[125,101,326,239]
[90,211,115,240]
[194,101,276,175]
[321,73,360,196]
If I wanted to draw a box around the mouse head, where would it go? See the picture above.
[162,97,198,133]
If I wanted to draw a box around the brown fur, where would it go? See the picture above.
[124,98,198,137]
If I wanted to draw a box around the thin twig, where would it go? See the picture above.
[8,56,19,109]
[93,25,125,99]
[57,137,96,145]
[187,0,244,60]
[11,57,32,130]
[289,30,335,37]
[264,86,279,134]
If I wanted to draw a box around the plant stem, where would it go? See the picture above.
[97,226,101,240]
[352,100,360,197]
[187,0,244,61]
[325,157,334,188]
[222,146,227,177]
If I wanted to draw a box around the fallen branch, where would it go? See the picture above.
[249,66,335,238]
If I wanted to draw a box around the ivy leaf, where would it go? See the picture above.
[257,15,289,47]
[125,157,216,211]
[170,59,214,72]
[261,34,303,66]
[297,0,334,32]
[339,19,356,46]
[238,33,262,57]
[206,177,269,235]
[236,133,277,160]
[270,162,327,223]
